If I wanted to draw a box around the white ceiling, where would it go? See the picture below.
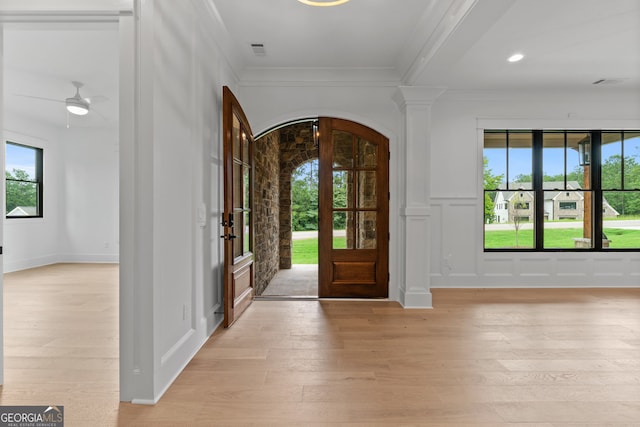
[3,24,119,130]
[213,0,441,70]
[2,0,638,130]
[422,0,640,91]
[213,0,640,90]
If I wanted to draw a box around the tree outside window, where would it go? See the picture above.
[291,159,320,231]
[5,142,43,218]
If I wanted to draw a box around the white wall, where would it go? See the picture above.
[3,116,61,272]
[119,0,237,403]
[58,127,119,263]
[430,90,640,287]
[2,116,119,272]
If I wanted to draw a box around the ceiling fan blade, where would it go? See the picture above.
[13,93,64,103]
[90,107,108,121]
[86,95,108,104]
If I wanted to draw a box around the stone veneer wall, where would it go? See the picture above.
[254,131,280,295]
[279,122,319,269]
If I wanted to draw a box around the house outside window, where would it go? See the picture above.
[5,141,43,218]
[559,201,577,210]
[484,130,639,250]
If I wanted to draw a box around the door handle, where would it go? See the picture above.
[221,213,235,227]
[220,234,237,240]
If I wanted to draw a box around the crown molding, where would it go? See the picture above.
[392,86,447,109]
[0,0,132,20]
[239,66,401,87]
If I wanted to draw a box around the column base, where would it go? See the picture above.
[399,287,433,308]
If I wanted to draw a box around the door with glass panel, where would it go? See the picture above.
[318,118,389,298]
[222,86,254,327]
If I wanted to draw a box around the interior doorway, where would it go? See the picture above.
[1,17,120,390]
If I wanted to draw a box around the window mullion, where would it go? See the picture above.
[592,130,603,250]
[564,132,568,189]
[505,131,510,185]
[620,131,625,189]
[533,130,544,249]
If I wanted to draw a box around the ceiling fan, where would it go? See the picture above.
[65,81,90,115]
[14,81,107,126]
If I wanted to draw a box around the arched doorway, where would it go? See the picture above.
[254,118,389,299]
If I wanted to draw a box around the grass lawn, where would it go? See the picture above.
[601,227,640,248]
[485,227,640,249]
[293,227,640,261]
[292,237,345,264]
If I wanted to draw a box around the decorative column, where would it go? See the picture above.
[393,86,446,308]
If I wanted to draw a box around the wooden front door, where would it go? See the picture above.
[222,86,254,327]
[318,118,389,298]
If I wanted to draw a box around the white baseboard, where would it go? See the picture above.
[3,254,119,273]
[3,255,58,273]
[58,254,119,264]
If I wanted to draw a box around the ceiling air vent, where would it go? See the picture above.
[250,43,266,56]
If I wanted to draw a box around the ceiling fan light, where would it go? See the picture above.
[507,53,524,63]
[66,98,89,115]
[297,0,350,6]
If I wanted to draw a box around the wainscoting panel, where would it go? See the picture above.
[631,255,640,278]
[556,257,590,278]
[444,203,478,276]
[593,257,626,278]
[429,204,443,276]
[482,257,515,278]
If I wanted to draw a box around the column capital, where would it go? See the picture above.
[393,86,447,109]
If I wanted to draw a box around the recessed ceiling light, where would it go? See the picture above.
[297,0,350,6]
[507,53,524,63]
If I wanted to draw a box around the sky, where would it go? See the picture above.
[484,146,575,183]
[485,135,640,184]
[295,158,318,177]
[6,143,37,179]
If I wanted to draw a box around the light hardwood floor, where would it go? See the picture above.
[3,264,640,426]
[2,263,119,426]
